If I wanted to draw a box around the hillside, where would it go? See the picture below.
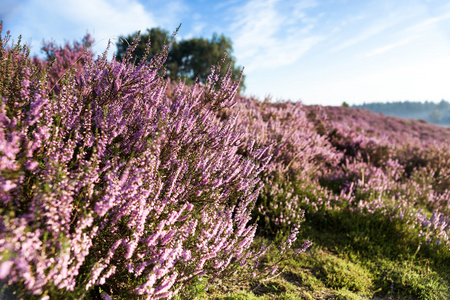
[306,105,450,144]
[206,98,450,299]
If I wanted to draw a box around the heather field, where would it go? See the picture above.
[1,25,449,300]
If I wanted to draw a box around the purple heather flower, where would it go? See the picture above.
[0,260,13,279]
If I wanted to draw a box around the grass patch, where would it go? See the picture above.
[309,250,372,294]
[334,289,364,300]
[205,197,450,300]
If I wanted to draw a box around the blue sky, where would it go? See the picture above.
[2,0,450,106]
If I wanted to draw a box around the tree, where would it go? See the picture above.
[116,28,245,90]
[438,99,449,110]
[429,109,442,123]
[116,28,170,64]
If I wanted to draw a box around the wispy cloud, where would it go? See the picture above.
[330,19,398,53]
[213,0,242,11]
[183,13,206,38]
[364,34,422,57]
[404,10,450,33]
[229,0,323,72]
[328,1,427,54]
[4,0,450,105]
[340,14,367,27]
[153,0,189,31]
[362,4,450,58]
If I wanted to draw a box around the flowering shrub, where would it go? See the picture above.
[1,22,449,299]
[0,24,309,299]
[312,106,450,251]
[233,97,341,182]
[310,105,450,144]
[232,93,450,259]
[32,33,95,94]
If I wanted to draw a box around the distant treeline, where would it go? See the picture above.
[352,100,450,126]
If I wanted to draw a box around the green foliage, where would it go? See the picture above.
[215,291,261,300]
[116,27,169,63]
[334,289,362,300]
[255,181,306,239]
[253,279,298,296]
[282,269,325,292]
[309,250,372,293]
[371,259,450,300]
[116,28,245,90]
[173,277,208,300]
[226,167,450,300]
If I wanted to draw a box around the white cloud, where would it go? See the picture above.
[191,22,206,36]
[229,0,322,72]
[154,0,189,31]
[340,14,367,27]
[364,34,422,57]
[8,0,157,56]
[55,0,158,54]
[214,0,242,11]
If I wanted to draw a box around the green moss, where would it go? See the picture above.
[253,278,298,296]
[310,250,372,294]
[334,289,364,300]
[370,259,450,300]
[214,290,261,300]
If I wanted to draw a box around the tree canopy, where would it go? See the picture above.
[353,100,450,125]
[116,28,245,90]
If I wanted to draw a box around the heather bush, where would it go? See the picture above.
[33,33,95,94]
[0,25,311,299]
[232,97,340,183]
[1,22,449,299]
[310,105,450,144]
[229,98,341,241]
[230,76,448,299]
[238,95,450,297]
